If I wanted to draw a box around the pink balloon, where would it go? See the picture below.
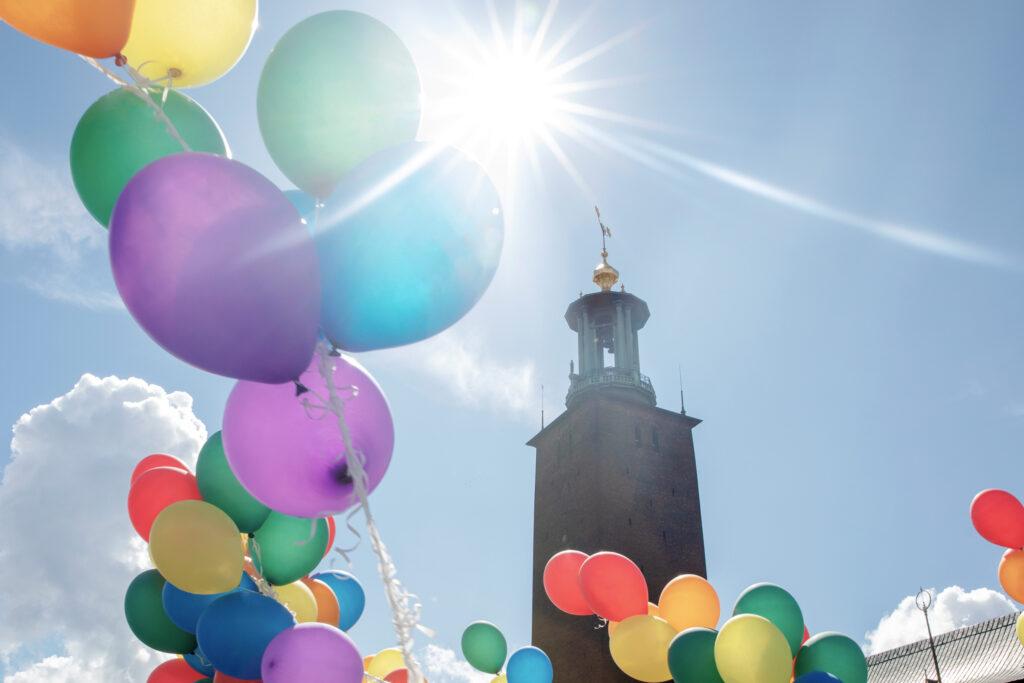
[971,489,1024,549]
[578,551,648,622]
[222,353,394,517]
[261,623,362,683]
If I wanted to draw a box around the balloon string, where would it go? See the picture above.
[78,56,193,152]
[315,342,429,683]
[247,537,281,601]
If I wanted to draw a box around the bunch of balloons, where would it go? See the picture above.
[544,550,867,683]
[970,488,1024,645]
[126,447,371,682]
[461,621,553,683]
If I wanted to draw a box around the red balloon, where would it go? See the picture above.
[131,453,189,485]
[324,516,337,559]
[971,489,1024,549]
[213,673,260,683]
[385,669,409,683]
[148,659,206,683]
[128,466,201,540]
[802,625,810,645]
[544,550,592,615]
[578,551,648,622]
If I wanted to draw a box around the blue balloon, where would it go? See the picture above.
[316,142,504,351]
[312,570,366,631]
[796,674,844,683]
[162,572,257,633]
[196,591,295,679]
[506,646,552,683]
[184,646,215,676]
[283,189,317,224]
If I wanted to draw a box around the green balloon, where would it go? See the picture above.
[70,87,228,227]
[124,570,197,654]
[249,511,328,585]
[733,583,804,656]
[196,431,270,533]
[460,621,507,674]
[795,632,867,683]
[667,628,724,683]
[257,10,421,198]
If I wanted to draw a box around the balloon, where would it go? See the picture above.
[732,583,804,656]
[667,627,724,683]
[578,551,649,622]
[324,516,337,559]
[197,591,295,680]
[999,548,1024,602]
[0,0,134,57]
[121,0,256,88]
[300,577,341,626]
[385,670,409,683]
[129,466,201,540]
[714,614,791,683]
[148,658,208,683]
[971,489,1024,549]
[609,602,659,636]
[317,142,503,351]
[223,353,393,517]
[273,581,318,623]
[608,615,675,682]
[491,677,508,683]
[659,574,720,632]
[794,674,842,683]
[163,572,257,633]
[261,623,362,683]
[185,647,216,676]
[212,673,260,683]
[461,621,507,673]
[249,512,329,585]
[109,152,321,384]
[794,632,867,683]
[150,500,244,594]
[367,648,405,678]
[506,646,553,683]
[257,11,421,198]
[125,570,198,654]
[132,453,189,484]
[283,190,317,224]
[196,431,270,533]
[312,570,366,631]
[71,88,227,227]
[543,550,591,615]
[1017,612,1024,646]
[803,625,811,645]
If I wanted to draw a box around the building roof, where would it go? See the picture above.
[867,612,1024,683]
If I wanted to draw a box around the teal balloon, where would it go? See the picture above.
[71,87,227,227]
[196,431,270,533]
[317,142,504,352]
[733,583,804,656]
[124,570,198,654]
[460,621,507,674]
[257,10,421,198]
[795,632,867,683]
[283,189,317,224]
[667,628,724,683]
[249,511,328,585]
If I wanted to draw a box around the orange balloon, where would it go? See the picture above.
[324,516,336,559]
[300,577,341,626]
[658,574,720,631]
[363,655,375,670]
[1000,548,1024,603]
[609,602,659,636]
[0,0,135,58]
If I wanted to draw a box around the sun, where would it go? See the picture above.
[461,50,560,145]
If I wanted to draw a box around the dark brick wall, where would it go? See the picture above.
[528,390,706,682]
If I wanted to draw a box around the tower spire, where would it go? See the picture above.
[592,206,619,291]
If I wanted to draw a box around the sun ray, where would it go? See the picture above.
[547,22,648,79]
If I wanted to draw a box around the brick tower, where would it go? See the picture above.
[528,217,706,681]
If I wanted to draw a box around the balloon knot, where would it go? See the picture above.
[329,345,342,357]
[168,67,182,78]
[332,462,354,486]
[294,381,310,396]
[114,53,127,67]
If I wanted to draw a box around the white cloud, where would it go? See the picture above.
[420,645,492,683]
[0,374,207,681]
[864,585,1017,654]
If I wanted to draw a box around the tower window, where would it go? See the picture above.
[652,428,660,450]
[634,425,641,445]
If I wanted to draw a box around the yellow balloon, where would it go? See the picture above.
[149,500,243,594]
[609,614,676,682]
[609,601,659,636]
[1017,612,1024,646]
[367,648,405,678]
[491,676,508,683]
[714,614,791,683]
[121,0,257,88]
[274,580,318,623]
[658,574,720,632]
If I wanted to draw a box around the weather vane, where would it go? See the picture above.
[595,205,612,256]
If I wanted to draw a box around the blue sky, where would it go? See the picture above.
[2,0,1024,677]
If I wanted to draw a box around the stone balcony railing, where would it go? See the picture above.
[566,368,656,405]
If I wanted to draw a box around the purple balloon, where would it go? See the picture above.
[261,623,363,683]
[110,152,321,383]
[222,352,394,517]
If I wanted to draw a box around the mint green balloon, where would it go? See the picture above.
[795,632,867,683]
[70,87,227,227]
[196,431,270,533]
[733,583,804,656]
[249,511,328,585]
[460,621,507,674]
[257,10,421,198]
